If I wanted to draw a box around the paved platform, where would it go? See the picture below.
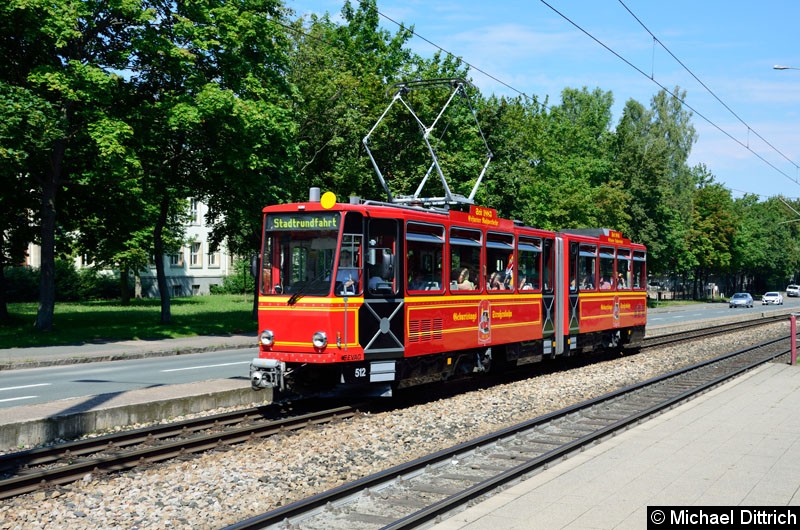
[430,361,800,530]
[0,333,268,449]
[0,378,272,449]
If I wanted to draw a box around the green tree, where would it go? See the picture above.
[613,88,697,279]
[729,195,800,293]
[288,0,416,202]
[123,0,296,322]
[0,84,54,322]
[504,86,625,231]
[477,94,548,223]
[0,0,146,331]
[685,170,734,296]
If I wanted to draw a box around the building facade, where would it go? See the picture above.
[138,199,234,297]
[26,198,235,297]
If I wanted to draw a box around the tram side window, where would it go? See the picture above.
[486,231,514,290]
[517,236,542,291]
[633,250,646,289]
[579,244,597,290]
[406,222,444,293]
[598,247,615,290]
[335,233,363,295]
[261,237,276,295]
[542,238,553,292]
[616,248,631,290]
[569,242,578,292]
[450,227,482,291]
[366,219,397,296]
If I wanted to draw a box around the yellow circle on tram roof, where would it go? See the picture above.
[320,191,337,209]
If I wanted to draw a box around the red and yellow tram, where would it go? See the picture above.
[249,189,647,396]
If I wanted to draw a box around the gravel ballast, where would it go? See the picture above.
[0,322,789,530]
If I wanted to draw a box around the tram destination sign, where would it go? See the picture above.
[600,230,629,245]
[267,213,340,231]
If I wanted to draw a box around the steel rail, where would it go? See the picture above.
[0,405,358,500]
[224,336,789,530]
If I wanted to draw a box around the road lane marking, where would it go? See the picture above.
[0,383,51,392]
[161,361,250,373]
[0,396,37,403]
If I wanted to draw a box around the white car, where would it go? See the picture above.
[787,285,800,297]
[762,291,784,305]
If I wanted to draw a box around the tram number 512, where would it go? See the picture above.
[354,367,367,379]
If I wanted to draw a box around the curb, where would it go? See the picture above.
[0,340,257,372]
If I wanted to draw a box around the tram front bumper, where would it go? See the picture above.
[250,358,285,391]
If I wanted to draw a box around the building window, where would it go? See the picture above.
[192,284,200,295]
[208,251,219,268]
[190,242,202,268]
[170,251,184,267]
[172,284,182,297]
[190,199,200,225]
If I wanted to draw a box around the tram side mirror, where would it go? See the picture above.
[250,254,258,278]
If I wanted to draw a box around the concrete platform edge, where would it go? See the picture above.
[1,384,272,450]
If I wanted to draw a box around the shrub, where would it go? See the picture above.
[214,259,255,294]
[4,262,130,302]
[78,268,127,300]
[54,259,81,301]
[4,266,38,302]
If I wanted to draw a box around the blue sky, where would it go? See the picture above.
[289,0,800,200]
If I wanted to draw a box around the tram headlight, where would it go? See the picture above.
[260,330,275,347]
[312,331,327,349]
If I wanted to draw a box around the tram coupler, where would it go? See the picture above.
[250,358,285,391]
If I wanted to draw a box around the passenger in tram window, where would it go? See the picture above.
[617,272,626,289]
[488,271,504,290]
[409,271,426,291]
[581,276,594,289]
[570,278,577,291]
[519,276,533,290]
[368,264,391,293]
[456,268,475,290]
[335,250,358,293]
[599,276,612,290]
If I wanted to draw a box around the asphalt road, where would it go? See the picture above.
[0,348,256,409]
[647,296,800,327]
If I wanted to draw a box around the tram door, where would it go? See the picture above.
[567,241,580,344]
[542,238,557,356]
[359,218,405,359]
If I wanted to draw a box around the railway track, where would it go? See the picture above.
[0,402,361,500]
[642,313,789,348]
[223,336,791,530]
[0,315,789,502]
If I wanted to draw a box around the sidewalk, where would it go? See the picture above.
[431,362,800,530]
[0,332,258,370]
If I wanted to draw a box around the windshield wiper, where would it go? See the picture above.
[287,277,328,306]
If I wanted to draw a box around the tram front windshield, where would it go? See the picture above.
[261,212,356,296]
